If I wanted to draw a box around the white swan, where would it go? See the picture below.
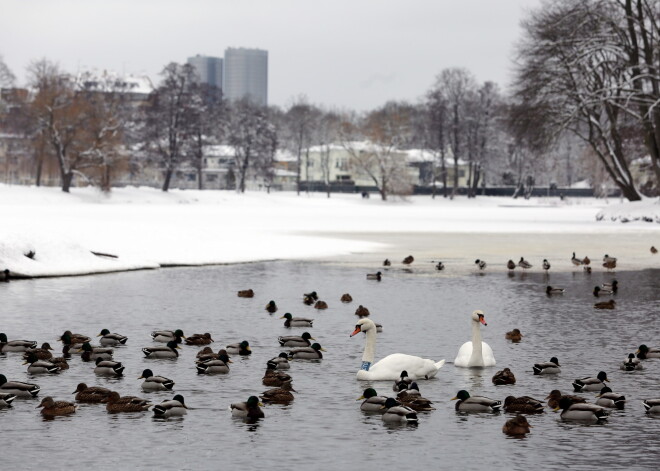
[350,318,445,380]
[454,310,496,367]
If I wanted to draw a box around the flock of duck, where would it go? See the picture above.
[1,249,659,436]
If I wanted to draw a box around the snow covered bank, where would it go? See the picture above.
[0,184,658,278]
[595,198,660,224]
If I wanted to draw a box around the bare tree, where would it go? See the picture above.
[142,62,197,192]
[316,110,341,197]
[284,97,322,195]
[227,98,277,193]
[0,55,15,88]
[513,0,648,200]
[422,88,449,198]
[340,102,414,201]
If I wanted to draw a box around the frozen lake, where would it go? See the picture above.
[1,261,659,470]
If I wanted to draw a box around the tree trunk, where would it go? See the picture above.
[61,171,73,193]
[162,168,173,192]
[441,158,447,198]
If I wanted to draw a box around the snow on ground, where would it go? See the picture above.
[0,184,658,278]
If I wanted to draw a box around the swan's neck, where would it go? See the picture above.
[469,320,484,366]
[362,328,376,363]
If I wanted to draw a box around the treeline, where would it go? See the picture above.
[0,0,658,200]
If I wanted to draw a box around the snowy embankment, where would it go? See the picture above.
[0,184,658,278]
[595,198,660,223]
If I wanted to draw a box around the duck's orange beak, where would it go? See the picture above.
[350,327,361,337]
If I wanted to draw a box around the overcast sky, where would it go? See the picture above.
[1,0,540,110]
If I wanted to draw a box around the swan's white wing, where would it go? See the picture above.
[454,341,496,367]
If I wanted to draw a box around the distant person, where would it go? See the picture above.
[361,192,369,199]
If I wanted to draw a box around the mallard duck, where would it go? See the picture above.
[226,340,251,355]
[278,332,314,347]
[262,362,292,386]
[94,357,125,376]
[0,333,37,352]
[572,371,608,392]
[584,266,592,273]
[185,333,214,346]
[23,353,60,374]
[571,252,582,266]
[643,399,660,414]
[366,271,382,281]
[0,269,9,282]
[139,369,175,390]
[620,353,643,371]
[396,382,434,411]
[340,293,353,303]
[533,357,561,375]
[503,396,544,414]
[23,342,54,360]
[651,246,658,254]
[435,261,445,271]
[230,396,264,419]
[303,291,318,305]
[594,299,616,310]
[267,352,290,370]
[37,396,76,417]
[603,254,617,264]
[452,390,502,412]
[153,395,187,417]
[49,356,69,370]
[265,300,278,314]
[492,368,516,385]
[237,289,254,298]
[357,388,390,412]
[381,397,418,423]
[602,280,618,291]
[506,260,516,270]
[474,259,487,270]
[79,342,113,362]
[72,383,112,403]
[518,257,532,270]
[595,386,625,409]
[97,329,128,346]
[0,374,40,397]
[502,415,532,435]
[593,286,613,297]
[392,370,412,392]
[260,380,296,403]
[59,331,91,350]
[196,353,231,374]
[545,389,586,409]
[555,397,608,422]
[546,286,565,295]
[603,260,617,271]
[0,392,16,409]
[288,343,324,360]
[143,340,180,359]
[103,392,151,413]
[582,255,591,265]
[314,300,328,310]
[281,313,313,328]
[505,329,523,342]
[355,305,370,317]
[637,344,660,359]
[383,259,391,267]
[151,329,185,344]
[402,255,414,265]
[542,259,551,271]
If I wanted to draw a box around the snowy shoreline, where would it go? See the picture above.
[1,184,658,279]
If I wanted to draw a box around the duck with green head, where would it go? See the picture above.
[143,340,180,359]
[94,357,125,376]
[637,344,660,359]
[0,333,37,352]
[151,329,185,344]
[230,396,264,419]
[288,343,325,360]
[79,342,113,362]
[139,369,175,390]
[23,352,60,374]
[451,390,502,412]
[281,313,313,328]
[97,329,128,346]
[153,395,187,417]
[0,374,40,397]
[226,340,251,356]
[196,353,231,374]
[357,388,389,412]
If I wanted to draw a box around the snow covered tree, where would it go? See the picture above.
[0,55,15,88]
[227,98,277,193]
[142,62,197,192]
[512,0,659,200]
[283,97,322,195]
[340,102,415,201]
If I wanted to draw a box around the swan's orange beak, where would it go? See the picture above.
[350,326,361,337]
[479,316,487,326]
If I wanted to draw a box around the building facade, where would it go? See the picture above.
[187,55,223,90]
[223,47,268,105]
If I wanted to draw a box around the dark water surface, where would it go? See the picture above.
[1,262,659,470]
